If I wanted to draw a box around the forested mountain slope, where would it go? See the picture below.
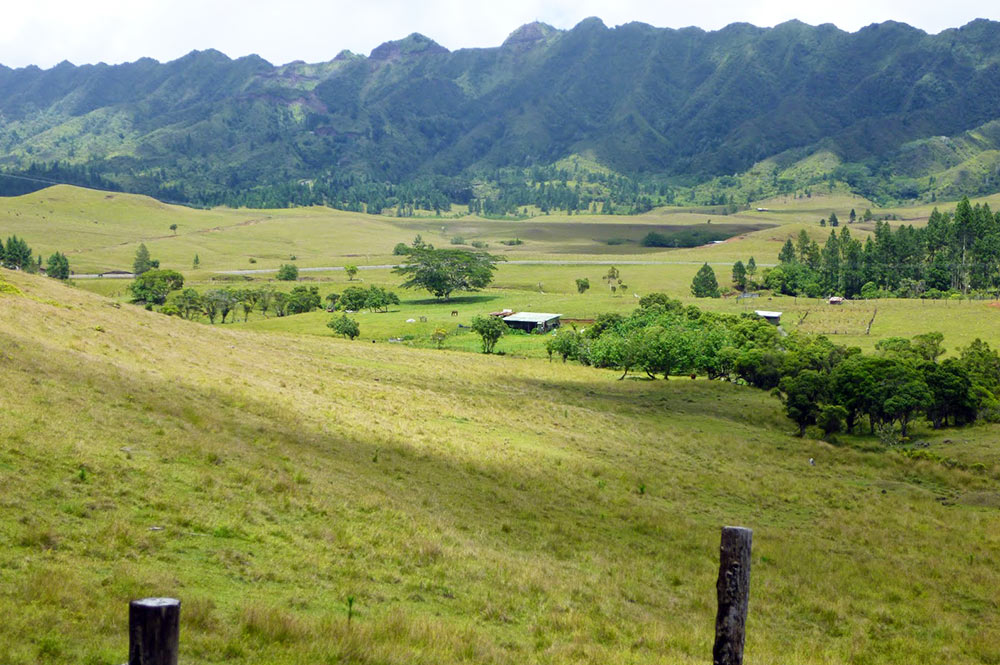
[2,18,1000,207]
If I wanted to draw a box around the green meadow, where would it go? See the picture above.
[2,187,1000,663]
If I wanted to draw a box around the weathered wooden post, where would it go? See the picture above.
[129,597,180,665]
[713,526,752,665]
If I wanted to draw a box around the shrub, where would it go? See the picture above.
[276,264,298,281]
[327,314,360,340]
[471,315,506,353]
[817,404,848,435]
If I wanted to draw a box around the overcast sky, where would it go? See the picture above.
[2,0,998,69]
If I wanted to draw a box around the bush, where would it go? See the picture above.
[327,314,360,340]
[276,264,298,281]
[817,404,848,435]
[470,315,506,353]
[450,236,466,245]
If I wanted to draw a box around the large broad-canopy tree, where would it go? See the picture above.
[393,245,503,300]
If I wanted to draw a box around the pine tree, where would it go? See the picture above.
[829,211,839,227]
[193,254,200,269]
[691,263,720,298]
[133,243,152,275]
[732,260,747,292]
[778,239,796,264]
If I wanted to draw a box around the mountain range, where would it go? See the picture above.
[2,17,1000,208]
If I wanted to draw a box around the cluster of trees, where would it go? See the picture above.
[545,294,1000,438]
[2,236,36,271]
[769,198,1000,298]
[467,170,661,217]
[392,236,502,299]
[338,285,400,313]
[1,235,71,279]
[154,284,324,322]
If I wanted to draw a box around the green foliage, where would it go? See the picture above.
[286,286,322,315]
[327,314,360,340]
[169,288,203,320]
[575,278,590,294]
[638,292,683,311]
[731,260,747,292]
[129,269,184,305]
[779,370,829,436]
[46,252,70,280]
[132,243,154,276]
[393,247,502,300]
[276,264,299,281]
[817,404,848,435]
[470,315,506,354]
[641,228,738,248]
[545,327,582,362]
[690,263,720,298]
[2,235,33,270]
[344,265,359,281]
[6,24,1000,209]
[337,285,399,313]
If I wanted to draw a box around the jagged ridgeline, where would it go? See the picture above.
[3,18,1000,209]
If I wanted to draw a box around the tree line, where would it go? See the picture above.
[767,198,1000,299]
[1,235,71,279]
[546,294,1000,439]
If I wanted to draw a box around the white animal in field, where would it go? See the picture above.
[633,293,640,298]
[809,458,815,466]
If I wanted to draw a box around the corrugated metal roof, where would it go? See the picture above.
[502,312,562,324]
[754,310,782,318]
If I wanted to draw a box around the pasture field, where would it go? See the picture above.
[0,185,912,275]
[2,269,1000,665]
[106,262,1000,358]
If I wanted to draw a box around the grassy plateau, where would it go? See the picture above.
[1,187,1000,664]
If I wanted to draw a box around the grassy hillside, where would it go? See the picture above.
[2,269,1000,664]
[0,184,960,274]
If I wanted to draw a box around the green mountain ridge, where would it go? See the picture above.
[2,18,1000,207]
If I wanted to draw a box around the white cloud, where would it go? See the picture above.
[1,0,997,69]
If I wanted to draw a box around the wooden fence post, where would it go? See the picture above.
[129,597,180,665]
[713,526,752,665]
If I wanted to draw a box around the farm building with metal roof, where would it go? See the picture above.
[502,312,562,333]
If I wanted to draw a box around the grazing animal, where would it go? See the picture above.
[809,458,815,466]
[451,310,458,317]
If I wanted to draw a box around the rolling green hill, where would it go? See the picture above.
[3,19,1000,208]
[2,268,1000,664]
